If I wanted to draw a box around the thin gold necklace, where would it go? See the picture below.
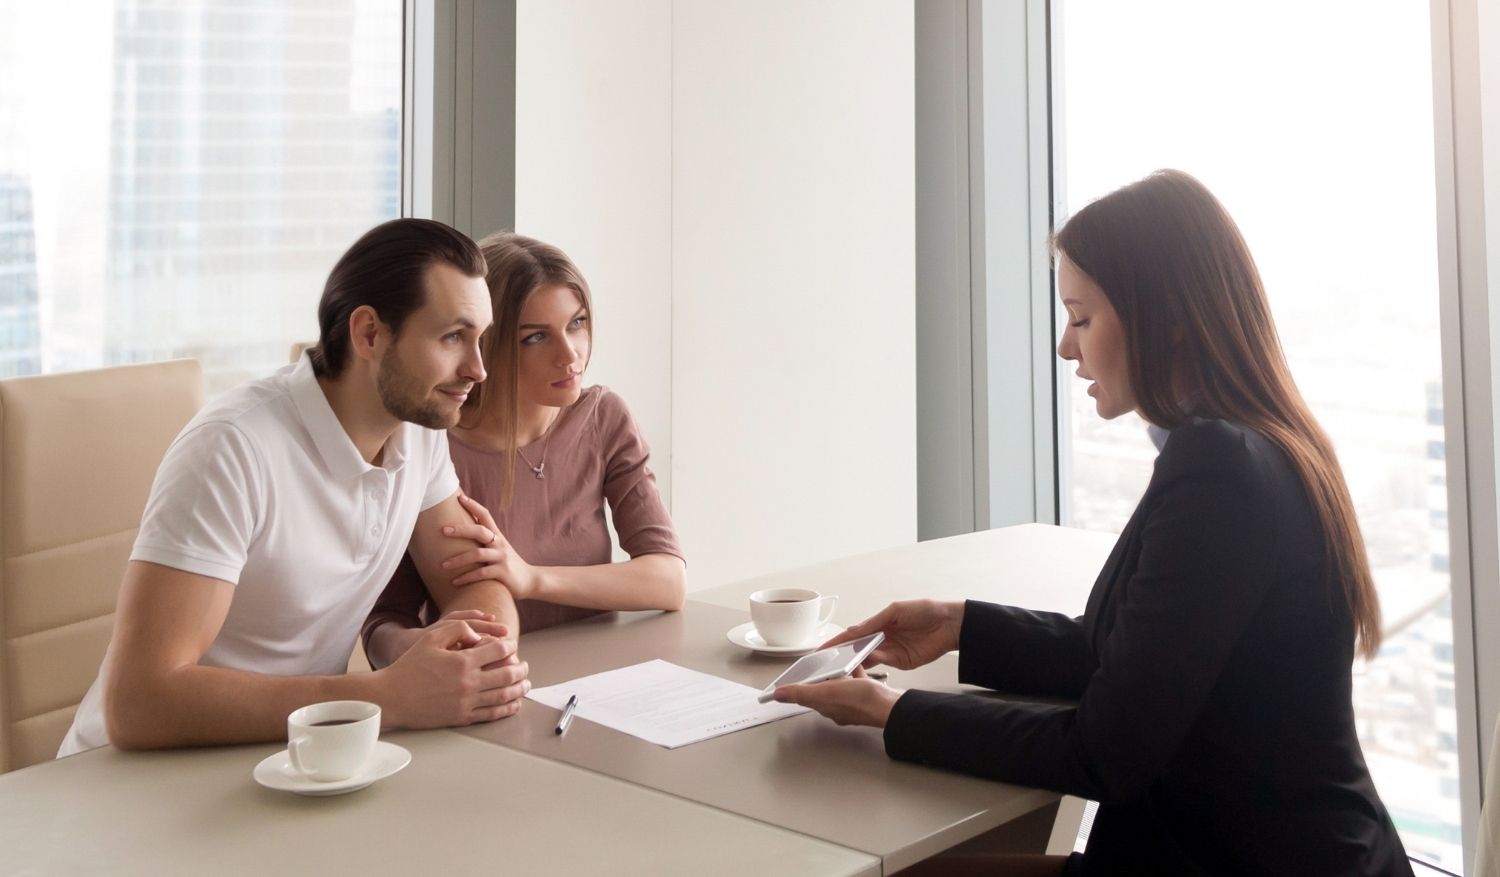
[515,409,560,480]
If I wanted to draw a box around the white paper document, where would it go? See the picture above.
[525,659,809,749]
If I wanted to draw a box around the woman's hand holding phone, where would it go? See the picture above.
[817,599,966,671]
[774,601,968,729]
[772,673,902,728]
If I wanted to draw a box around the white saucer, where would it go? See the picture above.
[253,740,411,796]
[726,620,842,656]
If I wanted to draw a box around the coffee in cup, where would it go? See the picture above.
[749,588,838,647]
[286,700,380,782]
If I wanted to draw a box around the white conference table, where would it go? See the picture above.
[0,729,878,876]
[0,524,1116,876]
[692,522,1114,623]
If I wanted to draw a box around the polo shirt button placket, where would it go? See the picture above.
[364,475,387,552]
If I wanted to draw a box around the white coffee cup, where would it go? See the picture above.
[286,700,381,782]
[749,588,838,647]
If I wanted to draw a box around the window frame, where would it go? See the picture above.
[402,0,515,236]
[1430,0,1498,868]
[915,0,1056,541]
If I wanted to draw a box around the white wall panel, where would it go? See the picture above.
[671,1,916,587]
[514,0,674,501]
[515,0,916,589]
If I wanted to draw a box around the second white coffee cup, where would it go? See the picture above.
[286,700,380,782]
[749,588,838,647]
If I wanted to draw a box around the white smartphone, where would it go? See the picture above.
[756,632,885,704]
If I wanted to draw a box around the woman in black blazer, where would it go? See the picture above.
[776,170,1412,876]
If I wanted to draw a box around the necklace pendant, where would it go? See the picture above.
[533,464,546,480]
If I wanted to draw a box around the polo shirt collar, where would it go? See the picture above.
[288,353,410,482]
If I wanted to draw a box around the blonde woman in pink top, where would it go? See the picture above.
[362,232,686,669]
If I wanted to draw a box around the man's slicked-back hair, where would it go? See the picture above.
[308,218,487,379]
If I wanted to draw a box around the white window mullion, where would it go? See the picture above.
[1432,0,1500,869]
[402,0,513,236]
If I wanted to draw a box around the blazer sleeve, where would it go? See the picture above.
[956,601,1096,700]
[885,422,1282,803]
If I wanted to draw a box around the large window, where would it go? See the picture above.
[0,0,402,395]
[1056,1,1459,869]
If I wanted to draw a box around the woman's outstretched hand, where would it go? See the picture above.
[818,599,966,671]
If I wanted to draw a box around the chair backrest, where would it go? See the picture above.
[1479,712,1500,877]
[0,360,203,771]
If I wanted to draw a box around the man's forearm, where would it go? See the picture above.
[105,662,389,750]
[365,622,421,670]
[364,582,519,670]
[409,493,522,643]
[437,580,521,641]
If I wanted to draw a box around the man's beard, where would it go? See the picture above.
[377,345,458,430]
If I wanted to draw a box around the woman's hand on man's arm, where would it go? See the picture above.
[439,493,542,599]
[408,491,523,648]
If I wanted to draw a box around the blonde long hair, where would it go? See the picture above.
[458,231,595,507]
[1055,170,1382,660]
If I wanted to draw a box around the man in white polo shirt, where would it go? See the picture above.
[60,218,527,755]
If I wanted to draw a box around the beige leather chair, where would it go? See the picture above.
[0,360,203,772]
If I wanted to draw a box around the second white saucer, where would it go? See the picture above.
[253,740,411,797]
[726,620,842,656]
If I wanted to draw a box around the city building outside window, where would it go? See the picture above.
[0,0,402,395]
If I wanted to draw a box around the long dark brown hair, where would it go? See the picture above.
[1055,169,1381,659]
[457,231,595,507]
